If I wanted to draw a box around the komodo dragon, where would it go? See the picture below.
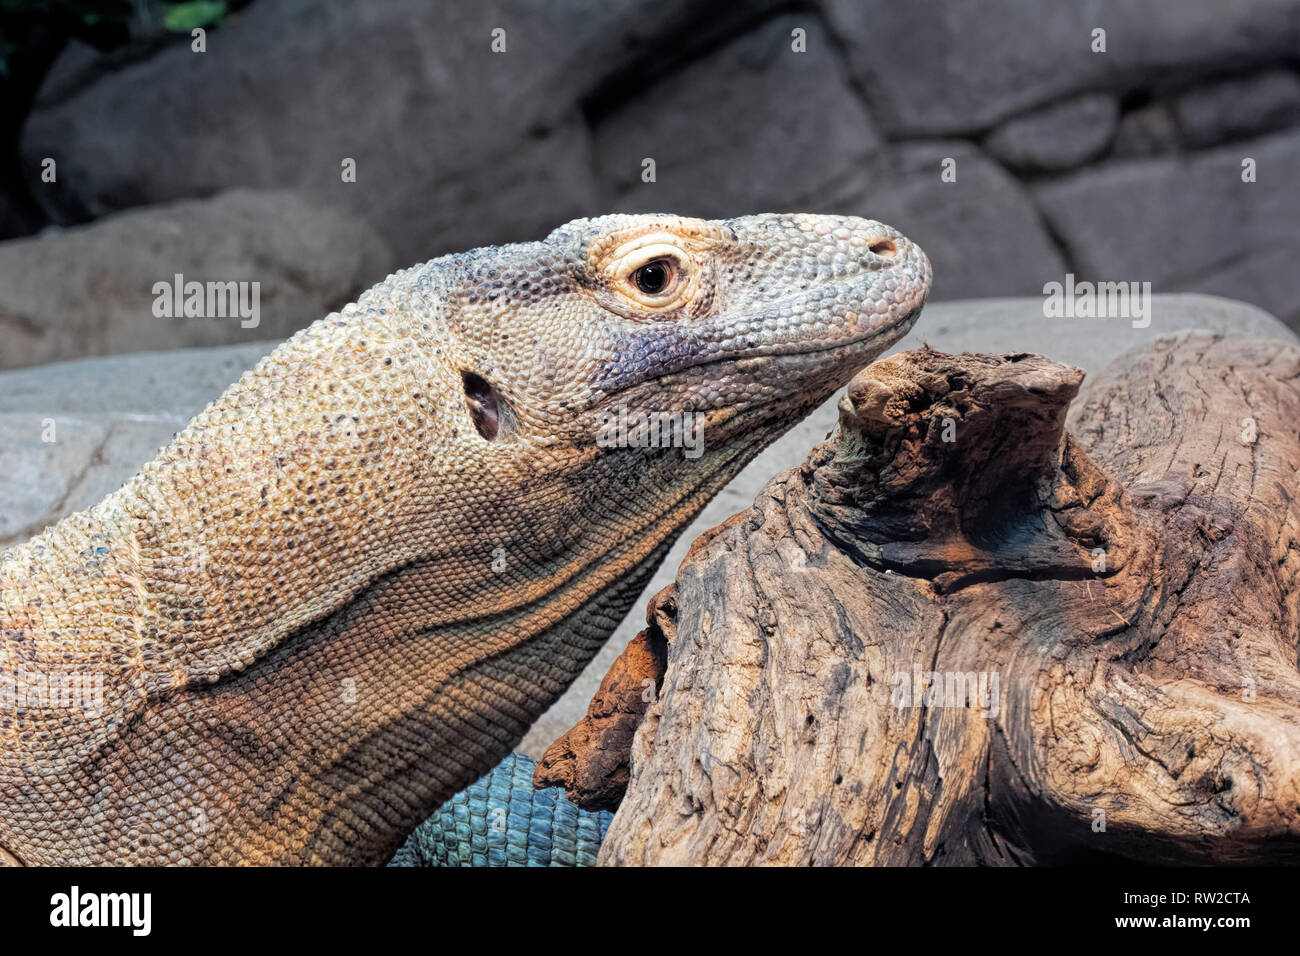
[0,213,931,865]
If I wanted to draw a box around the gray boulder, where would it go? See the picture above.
[1111,70,1300,159]
[595,13,880,217]
[818,0,1300,136]
[1035,128,1300,328]
[0,189,392,370]
[1173,69,1300,148]
[983,94,1118,172]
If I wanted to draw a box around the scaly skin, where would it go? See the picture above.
[0,213,930,865]
[390,752,612,867]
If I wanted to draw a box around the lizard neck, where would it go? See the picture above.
[0,427,756,864]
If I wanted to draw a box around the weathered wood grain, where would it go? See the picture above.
[552,334,1300,864]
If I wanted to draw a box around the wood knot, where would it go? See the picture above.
[806,348,1125,587]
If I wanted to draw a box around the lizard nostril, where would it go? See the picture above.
[868,238,897,258]
[462,371,500,441]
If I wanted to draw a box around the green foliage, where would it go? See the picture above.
[0,0,234,75]
[162,0,226,33]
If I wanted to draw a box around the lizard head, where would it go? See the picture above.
[0,214,929,864]
[419,213,930,481]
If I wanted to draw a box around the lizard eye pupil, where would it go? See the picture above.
[633,260,672,295]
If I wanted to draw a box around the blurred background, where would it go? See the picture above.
[0,0,1297,371]
[1,0,1298,753]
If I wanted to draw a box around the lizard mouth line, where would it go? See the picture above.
[656,302,925,385]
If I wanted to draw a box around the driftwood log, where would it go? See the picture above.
[538,332,1300,865]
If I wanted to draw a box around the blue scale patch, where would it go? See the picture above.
[389,752,613,867]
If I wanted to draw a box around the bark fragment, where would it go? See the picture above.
[534,586,673,812]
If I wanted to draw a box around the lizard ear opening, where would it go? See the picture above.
[462,371,500,441]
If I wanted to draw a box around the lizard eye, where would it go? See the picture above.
[606,236,695,313]
[632,259,675,296]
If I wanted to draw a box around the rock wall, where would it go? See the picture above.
[0,0,1296,369]
[0,189,392,368]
